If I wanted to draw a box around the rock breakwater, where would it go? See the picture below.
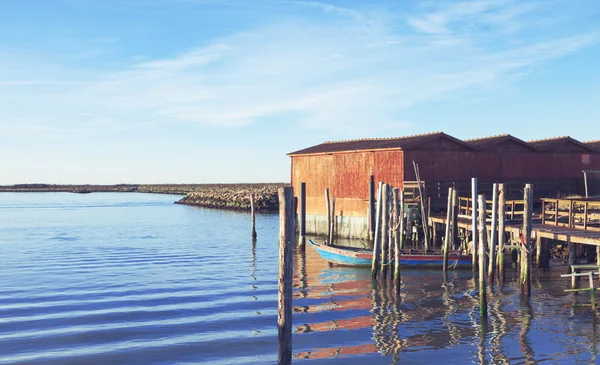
[175,183,286,211]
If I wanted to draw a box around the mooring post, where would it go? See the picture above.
[521,184,533,296]
[497,184,506,282]
[584,171,589,198]
[443,187,452,273]
[451,187,458,250]
[478,194,488,318]
[393,188,401,285]
[472,178,478,273]
[277,187,294,365]
[387,186,394,274]
[568,236,577,288]
[399,191,405,250]
[298,182,306,248]
[329,198,336,247]
[381,184,389,278]
[251,194,257,240]
[369,175,375,242]
[488,183,498,283]
[371,182,384,278]
[325,188,331,242]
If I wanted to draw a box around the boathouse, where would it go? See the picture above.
[288,132,600,239]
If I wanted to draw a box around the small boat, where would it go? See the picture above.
[309,240,472,269]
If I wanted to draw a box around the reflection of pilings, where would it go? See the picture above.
[490,297,510,365]
[441,280,461,346]
[250,239,257,295]
[292,248,308,298]
[519,299,535,365]
[592,320,598,364]
[371,279,405,358]
[477,320,489,365]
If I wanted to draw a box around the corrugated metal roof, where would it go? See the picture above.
[287,132,474,156]
[527,136,593,152]
[583,140,600,152]
[464,134,537,151]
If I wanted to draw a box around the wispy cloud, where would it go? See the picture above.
[0,0,597,139]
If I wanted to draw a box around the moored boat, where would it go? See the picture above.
[309,240,472,268]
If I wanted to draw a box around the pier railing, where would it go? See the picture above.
[541,198,600,231]
[457,197,525,220]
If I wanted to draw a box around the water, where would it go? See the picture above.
[0,193,598,364]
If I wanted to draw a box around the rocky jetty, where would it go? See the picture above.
[0,183,287,211]
[174,184,286,211]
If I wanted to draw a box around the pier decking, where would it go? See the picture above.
[430,197,600,246]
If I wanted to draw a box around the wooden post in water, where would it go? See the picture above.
[387,186,395,274]
[371,182,384,278]
[381,184,389,278]
[251,194,257,240]
[521,184,533,296]
[277,187,294,365]
[535,236,542,268]
[413,162,430,250]
[443,187,453,273]
[393,188,401,284]
[478,194,488,318]
[497,184,506,282]
[451,187,458,250]
[488,183,498,283]
[399,191,405,250]
[298,183,306,248]
[325,188,331,243]
[329,198,336,247]
[369,175,375,242]
[472,178,478,273]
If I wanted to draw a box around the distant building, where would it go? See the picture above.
[287,132,600,239]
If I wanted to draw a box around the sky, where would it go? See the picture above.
[1,0,599,184]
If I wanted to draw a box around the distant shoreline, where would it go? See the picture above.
[0,183,287,211]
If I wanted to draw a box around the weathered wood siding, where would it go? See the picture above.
[291,151,404,217]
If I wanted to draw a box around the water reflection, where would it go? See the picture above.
[292,241,600,363]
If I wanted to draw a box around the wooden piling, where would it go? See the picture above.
[371,182,384,278]
[387,186,394,274]
[369,175,375,242]
[478,194,488,318]
[443,187,452,273]
[413,162,430,250]
[399,191,405,250]
[329,198,336,247]
[251,194,257,240]
[472,178,478,273]
[381,184,389,278]
[393,188,401,284]
[521,184,532,296]
[325,188,331,243]
[497,184,506,281]
[298,183,306,248]
[277,187,294,365]
[488,183,498,283]
[535,236,541,268]
[451,188,458,250]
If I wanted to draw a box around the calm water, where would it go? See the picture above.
[0,193,598,364]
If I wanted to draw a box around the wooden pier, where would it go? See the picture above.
[431,197,600,247]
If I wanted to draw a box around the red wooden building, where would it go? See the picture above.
[288,132,600,238]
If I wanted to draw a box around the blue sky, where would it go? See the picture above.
[1,0,599,184]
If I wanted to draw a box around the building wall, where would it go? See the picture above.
[291,150,404,218]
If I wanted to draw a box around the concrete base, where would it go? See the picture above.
[303,214,369,240]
